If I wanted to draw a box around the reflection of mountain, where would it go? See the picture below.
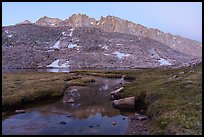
[72,106,120,119]
[33,102,120,119]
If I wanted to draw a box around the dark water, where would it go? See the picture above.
[2,77,132,135]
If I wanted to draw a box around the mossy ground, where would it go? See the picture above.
[2,63,202,135]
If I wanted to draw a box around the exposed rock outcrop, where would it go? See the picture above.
[63,13,97,27]
[16,20,33,25]
[36,16,63,27]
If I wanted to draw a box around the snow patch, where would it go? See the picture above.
[5,30,8,33]
[157,32,160,35]
[60,61,70,68]
[173,36,177,40]
[158,58,172,65]
[8,34,12,38]
[90,22,94,25]
[172,44,175,47]
[47,49,54,52]
[68,43,77,48]
[51,23,55,26]
[116,43,123,45]
[47,59,70,68]
[53,41,60,49]
[104,53,109,56]
[62,32,65,35]
[113,51,130,59]
[69,28,74,37]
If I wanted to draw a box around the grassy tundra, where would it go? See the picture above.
[2,63,202,135]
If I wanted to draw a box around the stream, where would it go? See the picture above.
[2,77,134,135]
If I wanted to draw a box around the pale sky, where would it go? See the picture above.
[2,2,202,42]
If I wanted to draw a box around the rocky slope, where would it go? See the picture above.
[30,13,202,58]
[2,23,201,69]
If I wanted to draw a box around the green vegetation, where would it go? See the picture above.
[123,64,202,135]
[2,72,69,111]
[71,70,123,78]
[66,76,96,86]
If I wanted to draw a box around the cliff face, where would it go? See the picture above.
[32,14,202,58]
[63,13,97,27]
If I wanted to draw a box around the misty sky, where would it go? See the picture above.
[2,2,202,42]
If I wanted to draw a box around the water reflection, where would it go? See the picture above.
[2,68,70,73]
[2,77,130,135]
[2,67,138,73]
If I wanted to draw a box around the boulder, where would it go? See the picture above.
[110,87,124,99]
[112,96,135,109]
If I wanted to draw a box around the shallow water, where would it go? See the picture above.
[2,77,131,135]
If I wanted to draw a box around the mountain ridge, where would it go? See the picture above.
[15,13,202,58]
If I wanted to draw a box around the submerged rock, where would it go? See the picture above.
[112,121,117,125]
[112,96,135,109]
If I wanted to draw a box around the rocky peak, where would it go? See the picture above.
[16,20,33,25]
[35,16,63,27]
[63,13,97,27]
[97,15,132,33]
